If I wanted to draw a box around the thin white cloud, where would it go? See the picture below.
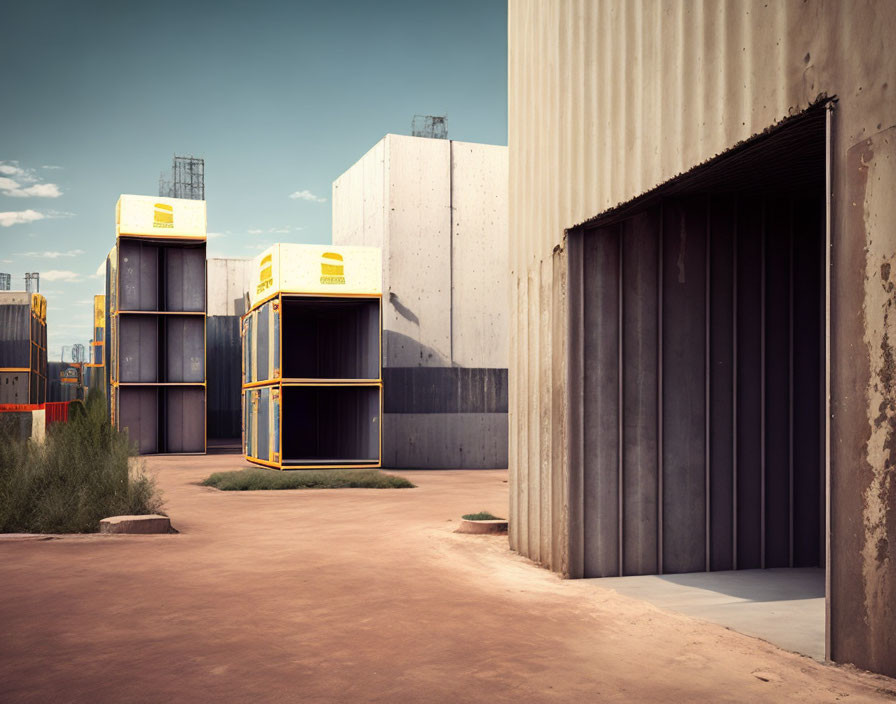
[0,209,45,227]
[0,161,37,183]
[288,189,326,203]
[207,232,225,240]
[0,161,62,197]
[248,228,263,235]
[269,227,290,234]
[42,165,63,170]
[1,259,11,264]
[0,162,23,177]
[18,249,84,259]
[2,182,63,198]
[40,270,82,282]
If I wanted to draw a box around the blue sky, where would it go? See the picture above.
[0,0,507,360]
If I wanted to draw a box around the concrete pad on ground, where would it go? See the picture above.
[592,568,825,661]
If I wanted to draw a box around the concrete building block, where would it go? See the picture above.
[207,258,251,317]
[99,515,172,534]
[333,135,509,470]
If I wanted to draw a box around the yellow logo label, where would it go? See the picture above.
[153,203,174,228]
[257,254,274,295]
[320,252,345,285]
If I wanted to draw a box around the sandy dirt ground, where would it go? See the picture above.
[1,455,894,703]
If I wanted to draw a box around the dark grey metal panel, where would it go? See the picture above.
[256,385,270,462]
[0,305,29,368]
[764,198,793,567]
[661,200,707,574]
[207,315,242,439]
[244,314,253,385]
[164,387,205,453]
[573,193,824,579]
[246,389,255,458]
[621,211,659,575]
[383,367,507,413]
[0,372,29,404]
[119,315,159,383]
[256,302,270,382]
[582,227,620,577]
[793,196,823,567]
[165,316,205,383]
[382,412,508,469]
[119,387,159,454]
[164,245,206,312]
[736,203,764,569]
[709,196,736,571]
[118,239,159,311]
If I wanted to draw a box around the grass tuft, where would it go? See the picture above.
[0,388,164,533]
[462,511,504,521]
[201,468,415,491]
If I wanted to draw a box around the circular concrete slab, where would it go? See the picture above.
[455,518,508,534]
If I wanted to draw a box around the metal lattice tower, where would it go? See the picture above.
[24,272,39,293]
[411,115,448,140]
[159,155,205,200]
[71,344,86,364]
[0,273,10,290]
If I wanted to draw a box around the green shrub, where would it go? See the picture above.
[201,468,415,491]
[462,511,504,521]
[0,388,164,533]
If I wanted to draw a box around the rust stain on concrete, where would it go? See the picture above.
[859,127,896,672]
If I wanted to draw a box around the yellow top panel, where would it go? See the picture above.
[116,194,207,239]
[249,243,382,308]
[94,295,105,329]
[31,294,46,322]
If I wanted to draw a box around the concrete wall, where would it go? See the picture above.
[333,134,509,468]
[207,258,250,317]
[508,0,896,676]
[206,258,250,439]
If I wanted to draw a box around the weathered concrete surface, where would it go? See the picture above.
[333,135,509,469]
[594,568,826,661]
[833,125,896,676]
[99,515,172,534]
[509,0,896,676]
[0,455,894,702]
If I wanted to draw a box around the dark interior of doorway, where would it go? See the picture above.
[573,105,826,577]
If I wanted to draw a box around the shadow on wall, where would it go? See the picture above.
[383,330,452,367]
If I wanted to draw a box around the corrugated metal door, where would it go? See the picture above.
[570,194,824,577]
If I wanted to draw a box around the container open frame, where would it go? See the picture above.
[241,243,383,470]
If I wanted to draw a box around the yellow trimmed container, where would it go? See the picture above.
[242,244,382,469]
[106,195,207,454]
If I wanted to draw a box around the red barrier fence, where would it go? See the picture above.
[44,402,70,426]
[0,402,73,427]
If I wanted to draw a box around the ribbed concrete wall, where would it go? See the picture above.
[509,0,896,675]
[333,135,509,468]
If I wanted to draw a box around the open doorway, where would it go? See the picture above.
[568,103,829,656]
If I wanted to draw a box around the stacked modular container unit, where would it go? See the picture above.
[106,195,207,454]
[84,295,105,393]
[0,292,47,404]
[242,244,382,469]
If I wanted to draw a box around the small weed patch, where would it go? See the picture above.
[462,511,504,521]
[201,468,415,491]
[0,389,164,533]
